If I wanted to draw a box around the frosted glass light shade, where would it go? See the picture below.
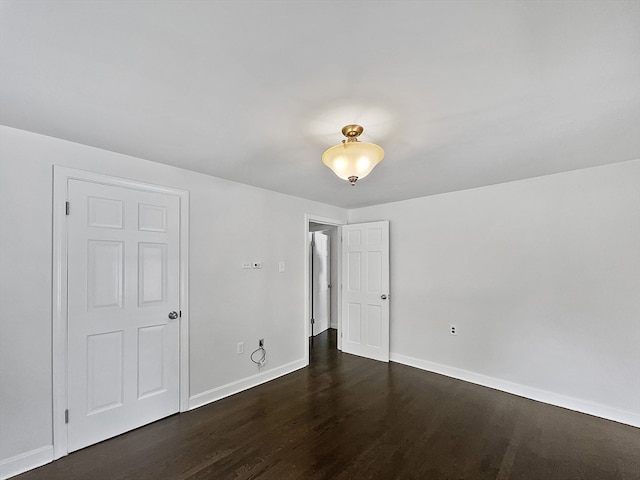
[322,141,384,185]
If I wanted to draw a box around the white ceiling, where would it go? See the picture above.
[1,0,638,208]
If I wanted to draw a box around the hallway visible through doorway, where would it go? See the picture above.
[309,328,337,364]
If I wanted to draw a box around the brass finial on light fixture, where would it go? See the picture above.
[322,124,384,186]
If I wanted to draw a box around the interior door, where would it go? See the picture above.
[312,232,330,336]
[341,221,389,362]
[66,179,181,452]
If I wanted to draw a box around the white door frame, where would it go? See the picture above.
[304,214,346,364]
[52,166,190,459]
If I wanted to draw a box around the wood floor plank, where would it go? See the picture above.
[15,329,640,479]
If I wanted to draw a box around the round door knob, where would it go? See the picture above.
[168,311,179,320]
[380,294,388,300]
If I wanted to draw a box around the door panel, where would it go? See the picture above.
[67,179,180,453]
[341,221,389,362]
[138,242,167,305]
[347,303,361,342]
[347,252,361,291]
[138,203,167,232]
[86,331,124,414]
[367,251,382,292]
[137,325,167,399]
[87,240,124,310]
[88,196,123,229]
[367,305,382,347]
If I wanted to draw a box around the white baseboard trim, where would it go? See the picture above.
[390,353,640,428]
[0,445,53,480]
[188,358,307,410]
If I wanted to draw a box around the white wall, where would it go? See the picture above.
[350,160,640,426]
[0,126,347,474]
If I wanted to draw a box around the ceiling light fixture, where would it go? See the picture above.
[322,124,384,186]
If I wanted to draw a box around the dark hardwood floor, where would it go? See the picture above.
[18,329,639,479]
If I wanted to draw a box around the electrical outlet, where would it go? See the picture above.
[278,261,285,272]
[259,338,264,347]
[237,342,244,354]
[450,325,457,335]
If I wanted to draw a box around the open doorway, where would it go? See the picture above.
[309,224,337,351]
[309,226,332,336]
[305,215,345,364]
[304,217,391,367]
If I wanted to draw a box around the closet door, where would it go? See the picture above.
[66,179,181,452]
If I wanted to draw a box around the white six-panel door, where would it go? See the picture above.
[341,221,390,362]
[66,179,181,452]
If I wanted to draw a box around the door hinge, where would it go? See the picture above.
[179,310,182,318]
[64,409,69,424]
[65,202,70,215]
[311,318,315,324]
[311,240,315,247]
